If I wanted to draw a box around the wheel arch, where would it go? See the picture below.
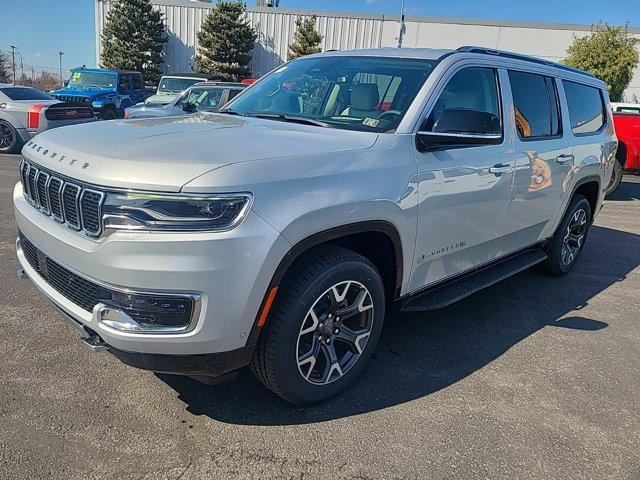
[248,221,403,344]
[571,175,601,221]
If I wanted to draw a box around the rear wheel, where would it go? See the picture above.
[542,195,592,276]
[250,246,386,404]
[605,158,624,197]
[0,120,22,154]
[100,106,117,120]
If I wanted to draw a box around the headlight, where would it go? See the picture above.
[102,192,252,232]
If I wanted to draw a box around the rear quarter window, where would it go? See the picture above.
[563,81,606,135]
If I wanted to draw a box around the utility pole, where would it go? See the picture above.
[58,51,65,87]
[31,66,35,86]
[397,0,406,48]
[9,45,17,84]
[19,56,24,85]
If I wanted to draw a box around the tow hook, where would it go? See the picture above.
[83,333,108,351]
[16,268,26,279]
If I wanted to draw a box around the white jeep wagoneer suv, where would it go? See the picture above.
[15,47,616,404]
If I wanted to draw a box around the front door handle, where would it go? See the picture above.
[489,163,512,175]
[555,153,574,164]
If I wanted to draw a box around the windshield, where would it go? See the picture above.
[69,71,116,88]
[0,87,53,101]
[225,56,438,132]
[159,77,204,94]
[180,87,225,110]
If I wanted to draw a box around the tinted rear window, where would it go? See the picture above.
[563,81,605,135]
[1,87,53,101]
[508,71,560,139]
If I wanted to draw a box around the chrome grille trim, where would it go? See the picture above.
[19,158,105,238]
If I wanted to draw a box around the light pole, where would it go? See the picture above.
[58,51,65,87]
[10,45,17,84]
[397,0,406,48]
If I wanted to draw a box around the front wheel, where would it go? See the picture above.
[250,246,386,404]
[542,195,592,276]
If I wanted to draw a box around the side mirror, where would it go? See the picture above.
[182,101,197,113]
[417,108,502,149]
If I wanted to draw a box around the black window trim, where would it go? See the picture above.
[562,79,608,138]
[417,65,505,146]
[508,69,564,143]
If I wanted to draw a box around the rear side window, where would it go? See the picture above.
[508,71,560,139]
[563,81,605,135]
[132,74,143,90]
[0,87,52,101]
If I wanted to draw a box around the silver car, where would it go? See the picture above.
[0,84,95,154]
[14,47,615,404]
[125,82,246,119]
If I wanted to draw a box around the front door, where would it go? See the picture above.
[497,70,573,256]
[410,66,515,292]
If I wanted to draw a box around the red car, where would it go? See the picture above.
[609,102,640,195]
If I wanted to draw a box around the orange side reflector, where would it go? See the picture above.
[257,286,278,327]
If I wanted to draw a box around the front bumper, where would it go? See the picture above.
[14,181,291,357]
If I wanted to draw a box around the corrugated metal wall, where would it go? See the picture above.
[95,0,640,98]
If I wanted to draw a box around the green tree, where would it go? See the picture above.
[0,51,10,83]
[196,1,257,81]
[288,15,323,61]
[101,0,167,83]
[564,24,639,102]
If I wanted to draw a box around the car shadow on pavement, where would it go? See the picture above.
[158,223,639,425]
[608,176,640,201]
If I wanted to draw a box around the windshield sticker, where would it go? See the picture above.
[362,118,380,128]
[71,72,82,81]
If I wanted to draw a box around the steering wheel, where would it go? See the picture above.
[378,110,403,120]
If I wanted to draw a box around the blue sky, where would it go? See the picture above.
[1,0,638,76]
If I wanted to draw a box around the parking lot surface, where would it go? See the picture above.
[1,153,638,480]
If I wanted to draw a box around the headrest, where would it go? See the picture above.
[350,83,379,110]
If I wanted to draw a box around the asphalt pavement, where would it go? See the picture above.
[1,153,638,479]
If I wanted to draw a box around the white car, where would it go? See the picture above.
[144,73,220,105]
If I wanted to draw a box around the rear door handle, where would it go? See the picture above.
[489,163,512,174]
[555,154,574,164]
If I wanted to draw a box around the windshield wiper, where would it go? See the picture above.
[217,108,243,116]
[249,113,333,128]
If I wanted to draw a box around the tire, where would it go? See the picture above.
[100,107,117,120]
[541,195,592,276]
[0,120,22,154]
[250,245,386,405]
[605,159,624,197]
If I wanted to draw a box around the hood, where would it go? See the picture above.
[51,86,116,99]
[145,93,178,105]
[22,113,379,192]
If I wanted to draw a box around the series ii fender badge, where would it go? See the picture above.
[26,142,91,170]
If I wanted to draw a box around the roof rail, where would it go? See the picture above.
[456,46,595,78]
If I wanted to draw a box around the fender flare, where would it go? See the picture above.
[247,220,403,345]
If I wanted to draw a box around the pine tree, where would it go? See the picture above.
[100,0,167,83]
[288,16,323,61]
[564,24,639,102]
[0,51,10,83]
[196,1,257,81]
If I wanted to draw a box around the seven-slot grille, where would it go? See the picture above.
[19,158,105,237]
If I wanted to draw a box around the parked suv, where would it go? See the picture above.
[14,47,616,404]
[50,67,151,119]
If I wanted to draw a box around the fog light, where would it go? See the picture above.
[93,292,199,334]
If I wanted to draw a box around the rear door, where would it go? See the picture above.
[411,66,515,290]
[498,70,573,255]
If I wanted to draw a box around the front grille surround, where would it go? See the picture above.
[19,158,105,237]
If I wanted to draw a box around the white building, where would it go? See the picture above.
[94,0,640,99]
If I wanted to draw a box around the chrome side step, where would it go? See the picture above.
[402,249,548,312]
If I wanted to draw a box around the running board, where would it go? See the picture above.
[402,249,547,312]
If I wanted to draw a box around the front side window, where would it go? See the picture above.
[509,71,560,139]
[422,67,501,136]
[563,81,605,135]
[118,75,131,92]
[225,56,438,132]
[68,71,117,88]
